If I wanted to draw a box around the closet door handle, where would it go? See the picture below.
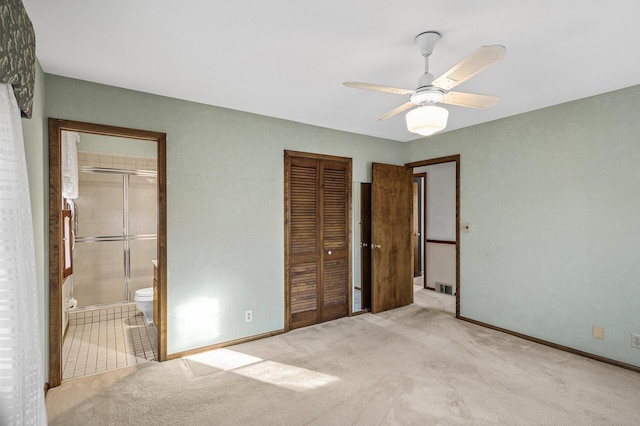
[327,250,332,255]
[371,244,381,249]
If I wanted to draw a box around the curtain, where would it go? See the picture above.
[0,0,37,118]
[0,83,47,424]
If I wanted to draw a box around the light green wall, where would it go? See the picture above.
[21,61,48,377]
[407,84,640,367]
[44,74,405,354]
[34,71,640,367]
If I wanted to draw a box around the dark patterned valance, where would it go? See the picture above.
[0,0,35,118]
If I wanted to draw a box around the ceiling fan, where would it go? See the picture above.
[344,31,506,136]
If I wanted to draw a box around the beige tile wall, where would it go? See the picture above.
[77,152,157,171]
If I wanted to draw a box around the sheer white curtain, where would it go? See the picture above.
[0,83,47,424]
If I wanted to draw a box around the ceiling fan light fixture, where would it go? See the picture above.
[406,105,449,136]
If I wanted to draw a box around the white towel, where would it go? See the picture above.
[62,131,79,199]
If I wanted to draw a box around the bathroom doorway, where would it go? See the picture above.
[64,138,158,380]
[48,119,167,387]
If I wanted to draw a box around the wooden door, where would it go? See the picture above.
[360,183,371,310]
[320,160,350,322]
[285,152,351,330]
[371,163,413,313]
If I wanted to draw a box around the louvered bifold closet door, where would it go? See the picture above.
[320,160,349,322]
[289,157,321,329]
[286,152,351,330]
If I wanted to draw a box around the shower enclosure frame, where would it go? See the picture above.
[75,165,158,306]
[48,118,168,388]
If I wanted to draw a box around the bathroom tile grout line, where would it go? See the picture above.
[62,308,158,381]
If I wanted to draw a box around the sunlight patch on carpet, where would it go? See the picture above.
[186,348,262,371]
[186,348,339,391]
[235,360,339,391]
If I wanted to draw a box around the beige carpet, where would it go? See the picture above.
[46,289,640,425]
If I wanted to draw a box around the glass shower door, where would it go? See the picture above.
[74,172,127,306]
[128,173,158,296]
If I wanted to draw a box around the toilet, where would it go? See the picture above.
[134,287,154,325]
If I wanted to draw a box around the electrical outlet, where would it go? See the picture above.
[632,333,640,349]
[592,325,604,340]
[245,310,253,322]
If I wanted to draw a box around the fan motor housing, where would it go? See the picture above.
[411,89,444,105]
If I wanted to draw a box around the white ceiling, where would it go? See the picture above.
[23,0,640,142]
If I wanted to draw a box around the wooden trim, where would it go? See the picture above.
[413,172,427,288]
[156,132,168,362]
[455,157,460,317]
[284,150,352,163]
[405,154,460,169]
[406,155,460,317]
[426,239,456,245]
[459,316,640,374]
[346,161,353,316]
[167,329,286,360]
[49,119,166,141]
[283,153,291,332]
[423,173,428,289]
[47,118,62,387]
[47,118,168,387]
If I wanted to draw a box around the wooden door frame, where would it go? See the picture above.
[283,150,352,331]
[412,180,419,278]
[412,172,427,286]
[47,119,168,388]
[406,155,460,318]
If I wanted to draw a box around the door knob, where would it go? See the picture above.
[327,250,332,255]
[371,244,381,249]
[360,242,368,248]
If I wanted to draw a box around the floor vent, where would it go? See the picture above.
[436,282,454,295]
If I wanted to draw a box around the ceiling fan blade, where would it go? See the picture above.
[432,45,506,90]
[343,81,414,95]
[441,92,499,109]
[378,102,415,120]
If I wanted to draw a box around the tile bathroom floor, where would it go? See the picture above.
[62,303,158,380]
